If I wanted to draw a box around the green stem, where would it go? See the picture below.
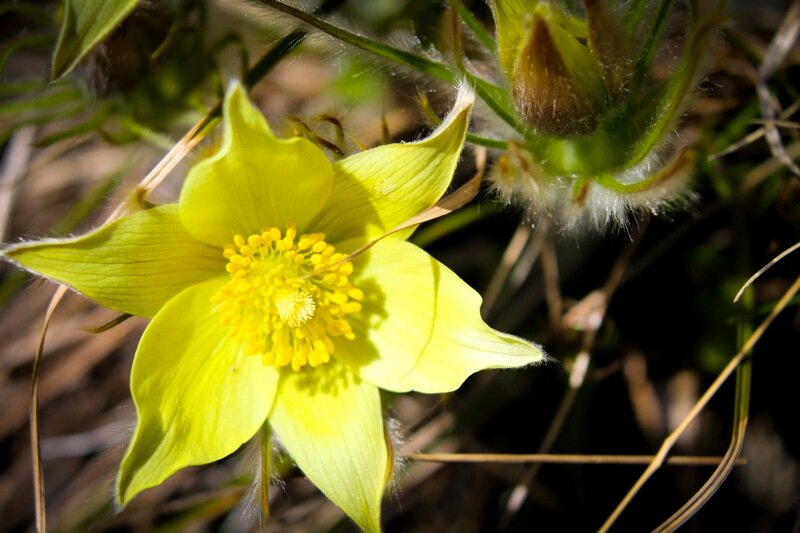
[253,0,528,135]
[630,0,672,88]
[256,0,455,81]
[594,150,692,195]
[466,133,508,150]
[627,9,724,167]
[451,0,496,52]
[245,30,307,89]
[622,0,650,43]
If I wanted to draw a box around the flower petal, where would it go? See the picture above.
[179,81,334,246]
[337,239,543,393]
[314,88,473,244]
[270,361,388,533]
[2,204,221,318]
[117,277,280,504]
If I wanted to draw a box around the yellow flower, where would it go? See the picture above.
[3,82,543,531]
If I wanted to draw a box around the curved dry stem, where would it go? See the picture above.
[404,452,746,466]
[598,273,800,532]
[652,362,750,532]
[735,240,800,302]
[499,227,645,528]
[31,284,68,532]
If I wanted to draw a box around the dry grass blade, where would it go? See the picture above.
[652,377,749,531]
[598,273,800,532]
[755,0,800,176]
[481,224,533,314]
[31,284,68,533]
[404,452,746,466]
[751,119,800,129]
[709,98,800,161]
[540,234,562,330]
[82,312,133,333]
[108,112,214,221]
[499,227,644,528]
[734,240,800,302]
[0,127,36,240]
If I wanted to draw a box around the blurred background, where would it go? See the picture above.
[0,0,799,531]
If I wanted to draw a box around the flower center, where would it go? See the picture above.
[212,223,363,371]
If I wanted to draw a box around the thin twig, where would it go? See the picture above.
[709,98,800,161]
[0,127,35,240]
[404,452,747,466]
[31,284,67,533]
[482,224,532,315]
[482,218,551,317]
[540,234,562,332]
[755,0,800,176]
[109,116,212,221]
[499,228,645,528]
[734,240,800,302]
[751,118,800,129]
[599,273,800,532]
[652,363,750,531]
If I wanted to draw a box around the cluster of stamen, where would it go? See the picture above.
[212,223,363,371]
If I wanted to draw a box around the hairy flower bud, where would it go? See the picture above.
[512,7,608,135]
[487,0,723,229]
[493,0,631,136]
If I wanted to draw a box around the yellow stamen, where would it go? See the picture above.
[213,224,361,371]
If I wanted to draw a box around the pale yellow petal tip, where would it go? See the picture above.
[114,457,143,509]
[113,475,133,511]
[428,81,475,140]
[114,458,157,511]
[223,78,275,137]
[504,331,549,365]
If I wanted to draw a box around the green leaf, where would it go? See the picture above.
[0,2,54,26]
[32,102,112,147]
[51,0,139,80]
[1,34,54,74]
[0,79,47,98]
[627,6,724,167]
[451,0,496,53]
[0,83,83,118]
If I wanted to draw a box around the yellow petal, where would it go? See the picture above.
[313,88,473,245]
[117,277,280,504]
[179,81,334,246]
[270,361,388,533]
[2,204,221,318]
[337,239,543,393]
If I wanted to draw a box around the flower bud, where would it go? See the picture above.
[487,0,722,230]
[492,0,631,136]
